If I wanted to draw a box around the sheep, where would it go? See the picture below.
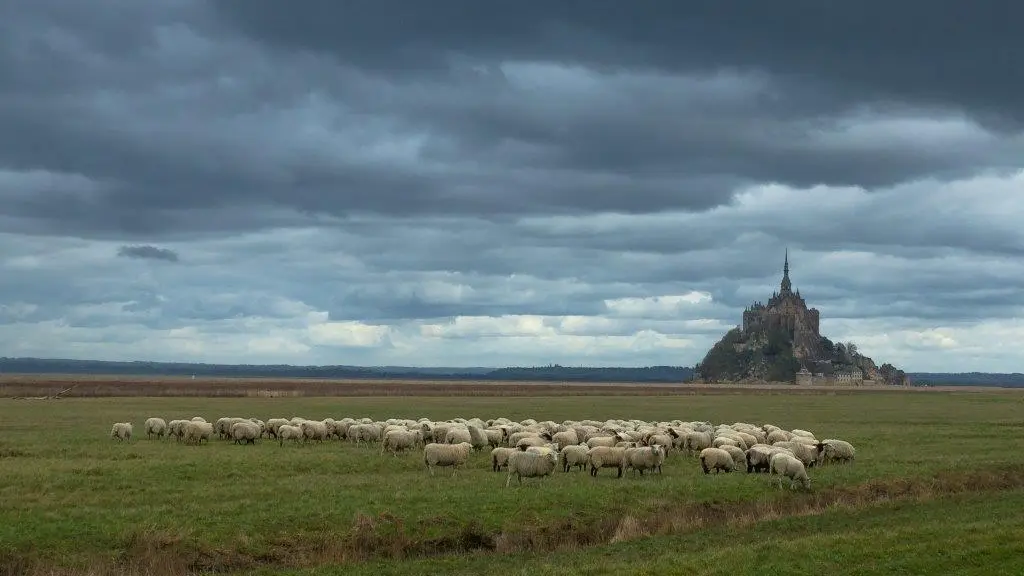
[560,444,589,473]
[816,439,856,465]
[110,422,133,442]
[551,429,580,447]
[423,442,473,476]
[772,441,818,468]
[505,450,559,487]
[745,445,774,473]
[699,447,735,474]
[684,431,713,454]
[381,429,422,456]
[767,429,792,444]
[769,452,811,490]
[516,436,549,450]
[586,446,626,478]
[466,425,490,450]
[445,427,472,445]
[266,418,290,439]
[623,445,666,476]
[719,445,747,472]
[230,421,260,445]
[190,416,206,423]
[491,447,517,472]
[144,418,166,440]
[300,420,329,444]
[167,420,188,442]
[483,428,504,447]
[183,421,213,445]
[278,424,303,446]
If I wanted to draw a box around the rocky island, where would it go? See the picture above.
[695,251,909,386]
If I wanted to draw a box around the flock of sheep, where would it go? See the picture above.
[110,415,856,490]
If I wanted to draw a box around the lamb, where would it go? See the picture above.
[816,439,856,464]
[623,445,666,476]
[183,421,213,445]
[423,442,473,476]
[505,450,558,487]
[144,418,167,440]
[278,424,303,446]
[381,429,422,456]
[491,447,517,472]
[230,421,261,445]
[699,447,735,474]
[769,452,811,490]
[586,446,626,478]
[560,444,589,472]
[110,422,132,442]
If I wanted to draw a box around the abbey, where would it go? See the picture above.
[741,251,824,361]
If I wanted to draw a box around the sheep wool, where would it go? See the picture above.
[230,421,261,445]
[183,421,213,445]
[505,450,558,487]
[624,445,666,476]
[491,447,518,472]
[586,446,626,478]
[423,442,473,476]
[559,444,589,473]
[144,418,167,440]
[110,422,133,442]
[816,439,856,464]
[277,424,303,446]
[770,452,811,490]
[381,429,421,455]
[699,447,735,474]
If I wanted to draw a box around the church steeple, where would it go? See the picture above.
[780,249,792,294]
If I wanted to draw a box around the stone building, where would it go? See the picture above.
[742,250,823,361]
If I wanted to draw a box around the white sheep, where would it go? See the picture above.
[167,420,188,442]
[278,424,304,446]
[230,421,260,445]
[586,446,626,478]
[699,447,735,474]
[816,439,856,464]
[144,418,166,440]
[719,445,747,472]
[423,442,473,476]
[491,447,518,472]
[183,421,213,445]
[744,446,774,473]
[466,425,489,450]
[772,441,818,468]
[770,452,811,490]
[300,420,329,444]
[560,444,589,473]
[624,445,666,476]
[110,422,132,442]
[381,429,422,456]
[445,427,473,445]
[505,450,558,487]
[266,418,290,439]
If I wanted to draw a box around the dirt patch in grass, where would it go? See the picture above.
[6,464,1024,576]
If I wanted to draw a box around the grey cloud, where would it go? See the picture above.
[117,245,180,262]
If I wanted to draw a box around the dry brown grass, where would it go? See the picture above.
[0,373,1012,398]
[5,464,1023,576]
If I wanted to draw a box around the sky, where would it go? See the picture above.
[1,1,1023,371]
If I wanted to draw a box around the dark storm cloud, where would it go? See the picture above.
[215,0,1024,123]
[117,245,179,262]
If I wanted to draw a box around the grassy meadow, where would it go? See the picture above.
[1,390,1022,575]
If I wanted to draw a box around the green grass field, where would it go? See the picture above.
[1,391,1022,575]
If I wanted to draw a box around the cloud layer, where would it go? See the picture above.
[1,1,1022,371]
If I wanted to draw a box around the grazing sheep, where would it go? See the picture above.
[300,421,329,444]
[684,431,713,454]
[110,422,133,442]
[266,418,290,439]
[505,450,559,487]
[560,444,590,472]
[144,418,166,440]
[699,447,735,474]
[516,436,549,450]
[491,447,518,472]
[586,435,620,449]
[423,442,473,476]
[230,421,260,445]
[278,424,303,446]
[183,421,213,445]
[586,446,626,478]
[190,416,206,423]
[167,420,188,442]
[466,425,490,450]
[772,441,818,468]
[445,427,473,445]
[719,445,746,472]
[551,429,579,447]
[624,445,666,476]
[770,452,811,490]
[745,446,774,473]
[816,439,856,465]
[767,429,792,444]
[381,430,422,456]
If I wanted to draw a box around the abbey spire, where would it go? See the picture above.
[780,248,792,295]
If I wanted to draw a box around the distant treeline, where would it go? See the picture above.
[0,358,694,383]
[0,358,1020,386]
